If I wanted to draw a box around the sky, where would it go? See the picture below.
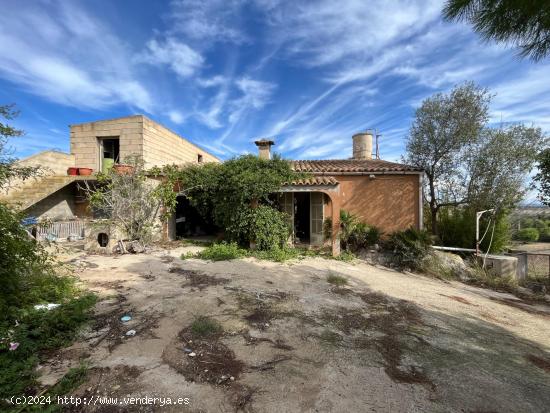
[1,0,549,168]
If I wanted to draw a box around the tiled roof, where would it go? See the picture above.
[290,159,423,173]
[288,176,339,186]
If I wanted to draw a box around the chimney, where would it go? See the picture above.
[254,138,275,160]
[352,131,373,160]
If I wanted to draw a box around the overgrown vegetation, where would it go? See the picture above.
[0,104,96,405]
[515,227,540,242]
[85,156,177,245]
[437,207,510,252]
[384,227,432,270]
[339,210,381,252]
[177,154,301,250]
[182,242,248,261]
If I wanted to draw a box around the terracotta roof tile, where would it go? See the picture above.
[288,176,339,186]
[290,159,422,173]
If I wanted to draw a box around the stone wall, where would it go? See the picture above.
[142,116,220,168]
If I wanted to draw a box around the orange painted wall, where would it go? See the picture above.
[323,174,420,234]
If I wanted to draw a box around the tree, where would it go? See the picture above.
[443,0,550,61]
[0,104,40,190]
[403,82,491,235]
[533,148,550,206]
[466,125,546,210]
[85,156,177,245]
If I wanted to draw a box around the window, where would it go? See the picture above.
[197,154,203,163]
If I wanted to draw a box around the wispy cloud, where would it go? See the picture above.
[139,37,204,78]
[169,0,247,44]
[0,1,153,112]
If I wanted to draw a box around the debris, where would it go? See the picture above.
[126,330,136,336]
[120,315,132,322]
[183,348,193,353]
[188,352,197,357]
[9,342,19,351]
[34,303,60,311]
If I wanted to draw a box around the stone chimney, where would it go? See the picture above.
[254,139,275,160]
[352,132,373,160]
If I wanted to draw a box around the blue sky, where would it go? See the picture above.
[1,0,549,165]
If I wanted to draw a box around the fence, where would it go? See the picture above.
[511,250,550,282]
[36,220,86,241]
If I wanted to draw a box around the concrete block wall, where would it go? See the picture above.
[25,185,76,220]
[4,151,75,195]
[70,115,220,170]
[70,115,144,171]
[142,116,220,168]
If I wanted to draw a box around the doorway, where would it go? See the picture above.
[99,137,120,173]
[175,196,217,238]
[294,192,310,243]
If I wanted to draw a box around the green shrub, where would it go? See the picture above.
[538,227,550,242]
[251,246,302,262]
[183,242,247,261]
[327,272,348,286]
[334,250,356,262]
[339,210,381,251]
[384,227,432,270]
[438,207,510,253]
[249,206,290,251]
[190,316,222,337]
[515,227,539,242]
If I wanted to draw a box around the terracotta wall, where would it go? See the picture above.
[325,174,421,234]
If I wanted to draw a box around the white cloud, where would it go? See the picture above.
[169,0,246,44]
[140,38,204,78]
[168,110,186,124]
[197,75,228,88]
[0,2,153,112]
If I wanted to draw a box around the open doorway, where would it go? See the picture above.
[175,196,217,238]
[294,192,310,243]
[99,137,120,173]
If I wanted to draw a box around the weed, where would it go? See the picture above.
[190,316,223,337]
[0,294,96,403]
[182,242,247,261]
[327,272,348,286]
[333,250,356,262]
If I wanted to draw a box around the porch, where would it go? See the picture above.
[278,177,341,256]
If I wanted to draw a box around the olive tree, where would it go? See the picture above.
[403,82,491,235]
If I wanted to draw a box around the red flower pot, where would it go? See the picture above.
[78,167,93,176]
[113,164,134,175]
[67,167,79,176]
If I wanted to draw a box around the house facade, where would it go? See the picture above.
[255,133,423,256]
[2,115,422,256]
[0,115,220,222]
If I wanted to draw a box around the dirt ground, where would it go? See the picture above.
[41,244,550,412]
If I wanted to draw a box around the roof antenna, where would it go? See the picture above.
[375,129,381,160]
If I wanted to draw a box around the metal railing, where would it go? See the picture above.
[36,220,86,241]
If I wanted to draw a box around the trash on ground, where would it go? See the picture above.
[34,303,60,311]
[126,329,136,336]
[9,342,19,351]
[188,352,197,357]
[183,347,193,353]
[120,315,132,322]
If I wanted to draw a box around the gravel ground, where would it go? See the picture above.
[40,245,550,412]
